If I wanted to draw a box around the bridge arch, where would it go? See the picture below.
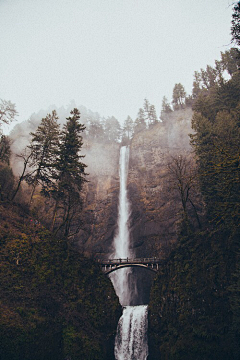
[105,263,157,275]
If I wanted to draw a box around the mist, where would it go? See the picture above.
[0,0,232,130]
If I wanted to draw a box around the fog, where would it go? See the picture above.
[0,0,233,133]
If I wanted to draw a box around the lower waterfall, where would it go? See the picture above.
[115,306,148,360]
[109,146,148,360]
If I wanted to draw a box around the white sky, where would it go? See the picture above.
[0,0,234,130]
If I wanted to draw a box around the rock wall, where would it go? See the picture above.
[128,108,193,258]
[80,108,193,260]
[76,141,120,257]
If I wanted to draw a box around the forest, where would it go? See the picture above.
[0,2,240,360]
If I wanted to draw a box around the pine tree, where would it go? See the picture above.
[26,110,60,202]
[104,116,121,143]
[88,116,105,140]
[231,1,240,47]
[53,108,87,237]
[148,104,158,127]
[0,135,11,164]
[122,115,134,143]
[172,83,186,110]
[143,98,151,127]
[161,96,172,113]
[192,71,202,99]
[133,108,146,134]
[220,48,239,76]
[190,72,240,234]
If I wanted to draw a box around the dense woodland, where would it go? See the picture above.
[148,4,240,359]
[0,2,240,359]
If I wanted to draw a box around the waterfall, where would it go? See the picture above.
[109,146,148,360]
[115,306,148,360]
[110,146,132,305]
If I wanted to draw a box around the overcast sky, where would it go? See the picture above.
[0,0,234,130]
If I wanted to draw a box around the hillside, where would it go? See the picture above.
[0,201,121,360]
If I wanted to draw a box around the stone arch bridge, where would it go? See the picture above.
[98,258,162,275]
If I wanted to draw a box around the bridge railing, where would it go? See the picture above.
[98,257,161,265]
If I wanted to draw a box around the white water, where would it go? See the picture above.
[110,146,132,306]
[109,146,148,360]
[115,306,148,360]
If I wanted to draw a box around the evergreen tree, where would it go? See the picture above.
[53,108,87,237]
[231,1,240,47]
[172,83,186,110]
[26,110,60,202]
[160,96,172,121]
[161,96,172,113]
[200,65,218,90]
[104,116,121,143]
[122,115,134,143]
[220,48,239,76]
[133,108,146,134]
[148,104,158,127]
[190,72,240,234]
[143,98,151,127]
[0,135,11,165]
[192,71,202,99]
[88,116,105,140]
[142,98,158,127]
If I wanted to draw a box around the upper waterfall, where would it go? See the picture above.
[110,146,133,306]
[113,146,131,259]
[109,146,149,360]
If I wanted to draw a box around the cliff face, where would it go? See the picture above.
[77,141,120,257]
[128,108,193,258]
[79,108,193,259]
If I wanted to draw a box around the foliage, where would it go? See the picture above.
[167,154,203,231]
[148,229,240,360]
[10,108,88,238]
[0,99,18,133]
[221,48,239,76]
[104,116,121,143]
[148,38,240,358]
[172,83,186,110]
[190,72,240,234]
[0,135,11,165]
[0,202,120,360]
[143,98,159,127]
[0,163,15,201]
[231,1,240,47]
[26,110,60,202]
[133,108,147,134]
[87,115,105,140]
[122,116,134,144]
[52,108,88,237]
[161,96,172,114]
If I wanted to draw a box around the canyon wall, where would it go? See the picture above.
[128,108,193,258]
[79,108,193,259]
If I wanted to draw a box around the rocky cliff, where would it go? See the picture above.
[128,108,193,258]
[78,108,193,259]
[77,141,120,257]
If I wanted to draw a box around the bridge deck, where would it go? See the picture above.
[98,258,162,274]
[99,257,161,265]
